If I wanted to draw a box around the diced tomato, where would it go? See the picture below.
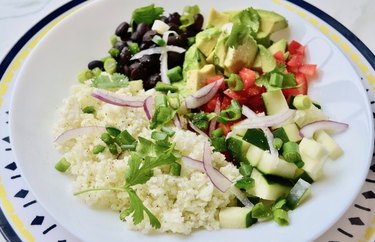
[206,75,226,90]
[298,64,317,77]
[201,94,220,113]
[273,51,285,64]
[282,72,308,99]
[246,94,265,114]
[288,40,305,55]
[287,54,304,68]
[223,89,248,105]
[287,65,299,74]
[239,68,256,90]
[247,86,266,97]
[218,122,232,136]
[221,96,231,110]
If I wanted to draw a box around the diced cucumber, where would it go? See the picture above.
[245,144,264,167]
[262,89,289,116]
[257,151,298,179]
[286,178,311,210]
[219,207,255,228]
[247,168,291,201]
[314,130,343,160]
[243,129,269,150]
[294,105,328,128]
[227,136,250,164]
[272,123,302,143]
[299,138,329,181]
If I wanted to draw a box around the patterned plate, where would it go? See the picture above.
[0,0,374,241]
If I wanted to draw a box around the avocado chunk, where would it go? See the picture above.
[268,39,288,55]
[257,9,288,35]
[207,8,233,28]
[196,27,222,57]
[258,45,276,73]
[255,31,273,48]
[184,64,217,95]
[182,44,206,81]
[224,34,258,74]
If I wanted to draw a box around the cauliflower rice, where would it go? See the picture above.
[53,81,240,234]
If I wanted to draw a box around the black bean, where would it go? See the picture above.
[131,23,150,43]
[144,73,160,90]
[114,41,127,51]
[123,65,131,76]
[116,64,124,74]
[88,60,104,70]
[140,55,160,72]
[167,35,188,47]
[183,28,197,38]
[142,30,157,43]
[115,21,130,39]
[192,14,204,32]
[159,16,168,23]
[130,63,148,80]
[168,23,182,34]
[118,47,131,65]
[167,52,184,68]
[168,12,181,26]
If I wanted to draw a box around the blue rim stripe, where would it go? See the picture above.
[0,1,87,241]
[286,0,375,71]
[0,0,375,241]
[0,0,86,81]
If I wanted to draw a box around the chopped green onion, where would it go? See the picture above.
[239,162,252,177]
[108,48,120,58]
[78,69,94,83]
[55,158,71,172]
[272,138,283,150]
[101,133,114,145]
[82,106,95,114]
[169,162,181,176]
[115,130,137,147]
[235,177,254,189]
[273,209,289,226]
[211,128,223,138]
[93,145,106,154]
[226,73,243,91]
[128,43,140,54]
[120,144,137,151]
[110,35,118,47]
[251,202,272,220]
[155,82,178,93]
[293,94,312,110]
[92,67,102,77]
[217,100,242,123]
[282,142,304,168]
[167,66,183,82]
[269,73,284,87]
[152,35,166,46]
[150,106,175,129]
[106,127,121,137]
[108,143,119,155]
[104,57,117,74]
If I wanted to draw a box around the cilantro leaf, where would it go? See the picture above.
[180,5,200,30]
[120,187,161,229]
[231,8,260,34]
[131,4,164,25]
[226,23,249,48]
[255,63,297,91]
[92,73,129,89]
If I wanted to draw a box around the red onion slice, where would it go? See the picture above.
[188,120,209,138]
[54,126,106,144]
[233,109,295,130]
[181,156,205,172]
[130,47,163,60]
[299,120,349,138]
[174,114,182,128]
[230,186,253,208]
[160,48,170,83]
[166,45,186,54]
[143,96,154,120]
[203,142,232,192]
[209,98,221,136]
[242,105,278,156]
[92,89,145,107]
[185,78,224,109]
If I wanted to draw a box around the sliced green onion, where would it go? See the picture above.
[101,133,114,145]
[155,82,178,93]
[226,73,243,91]
[92,67,102,77]
[115,130,137,147]
[78,69,94,83]
[128,42,140,54]
[110,35,118,47]
[120,144,137,151]
[108,48,120,58]
[150,106,175,129]
[235,177,254,189]
[152,35,166,46]
[293,94,312,110]
[272,138,283,150]
[93,145,106,154]
[106,127,121,137]
[167,66,183,83]
[211,128,223,138]
[104,57,117,74]
[169,162,181,176]
[251,202,272,219]
[82,106,95,114]
[269,73,284,87]
[108,143,119,155]
[282,142,303,167]
[273,209,289,226]
[217,100,242,123]
[55,158,71,172]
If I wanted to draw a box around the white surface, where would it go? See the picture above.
[8,0,374,242]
